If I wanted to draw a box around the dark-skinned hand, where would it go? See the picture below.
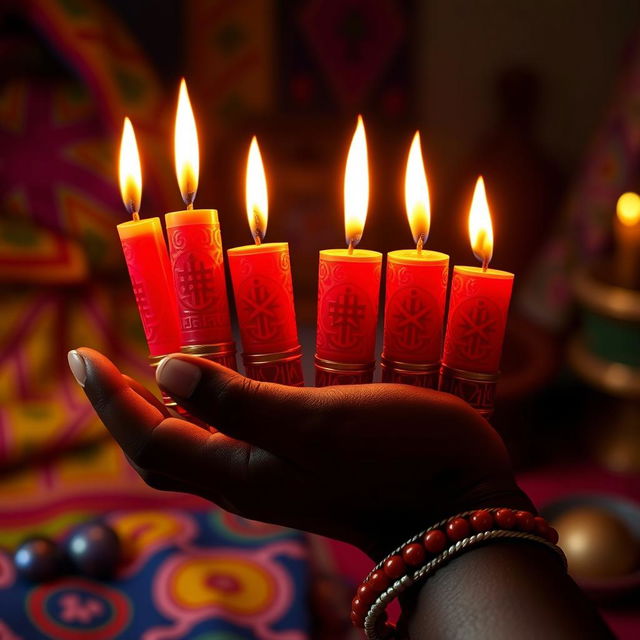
[68,348,533,560]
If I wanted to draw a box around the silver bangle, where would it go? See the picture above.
[363,528,567,640]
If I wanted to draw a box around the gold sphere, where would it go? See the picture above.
[552,506,639,579]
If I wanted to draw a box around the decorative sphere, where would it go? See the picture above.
[64,523,121,579]
[14,537,62,582]
[552,506,639,579]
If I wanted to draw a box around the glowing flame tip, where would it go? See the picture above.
[245,136,268,242]
[468,176,494,267]
[118,117,142,218]
[344,115,369,248]
[174,78,199,207]
[617,191,640,227]
[404,131,430,247]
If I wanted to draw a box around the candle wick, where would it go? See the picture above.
[132,211,140,221]
[187,203,194,211]
[417,237,423,255]
[482,258,489,272]
[348,239,354,255]
[255,234,262,246]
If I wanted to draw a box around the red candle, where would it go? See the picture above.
[440,177,514,418]
[316,116,382,385]
[382,132,449,388]
[116,118,181,405]
[614,191,640,289]
[227,137,303,386]
[165,80,236,369]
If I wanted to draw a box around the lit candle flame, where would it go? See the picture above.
[174,78,199,208]
[245,136,268,243]
[616,192,640,227]
[468,176,494,270]
[344,115,369,251]
[405,131,430,251]
[118,117,142,219]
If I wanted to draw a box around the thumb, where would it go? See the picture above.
[155,354,321,456]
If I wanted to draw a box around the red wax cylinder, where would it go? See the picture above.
[117,217,181,357]
[165,209,236,369]
[227,242,303,385]
[315,249,382,385]
[382,249,449,387]
[440,266,514,417]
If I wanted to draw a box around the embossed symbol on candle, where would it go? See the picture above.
[240,276,283,343]
[130,272,159,343]
[389,287,435,351]
[327,285,367,350]
[451,297,500,363]
[174,252,216,310]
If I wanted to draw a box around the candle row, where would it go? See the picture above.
[116,80,513,418]
[117,82,303,401]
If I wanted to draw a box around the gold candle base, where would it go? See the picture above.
[380,356,439,388]
[148,354,178,409]
[243,345,304,386]
[181,341,237,371]
[439,364,499,419]
[314,356,375,386]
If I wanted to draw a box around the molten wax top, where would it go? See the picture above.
[387,249,448,265]
[165,208,218,227]
[455,265,513,279]
[320,248,381,262]
[117,216,163,240]
[228,242,288,256]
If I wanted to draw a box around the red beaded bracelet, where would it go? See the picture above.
[351,508,566,640]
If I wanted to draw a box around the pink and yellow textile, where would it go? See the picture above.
[0,2,311,638]
[0,0,171,468]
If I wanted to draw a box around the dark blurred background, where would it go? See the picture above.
[1,2,640,638]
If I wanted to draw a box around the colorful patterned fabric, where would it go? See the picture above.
[0,4,311,638]
[0,0,171,467]
[0,440,309,640]
[186,0,276,131]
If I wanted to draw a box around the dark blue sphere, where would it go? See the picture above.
[64,523,121,579]
[14,537,62,582]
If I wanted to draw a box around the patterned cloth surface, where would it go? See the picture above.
[0,4,314,639]
[0,0,172,470]
[0,439,309,640]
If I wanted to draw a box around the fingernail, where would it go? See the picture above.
[156,357,201,398]
[68,350,87,387]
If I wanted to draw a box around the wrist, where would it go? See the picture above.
[352,508,564,638]
[364,480,533,562]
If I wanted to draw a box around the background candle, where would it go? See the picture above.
[315,116,382,386]
[614,191,640,289]
[382,131,449,388]
[227,137,303,386]
[440,177,514,417]
[166,80,236,368]
[117,118,181,405]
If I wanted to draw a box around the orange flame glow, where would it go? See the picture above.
[404,131,430,248]
[245,136,268,243]
[468,176,494,268]
[174,78,199,207]
[616,192,640,227]
[118,117,142,218]
[344,115,369,249]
